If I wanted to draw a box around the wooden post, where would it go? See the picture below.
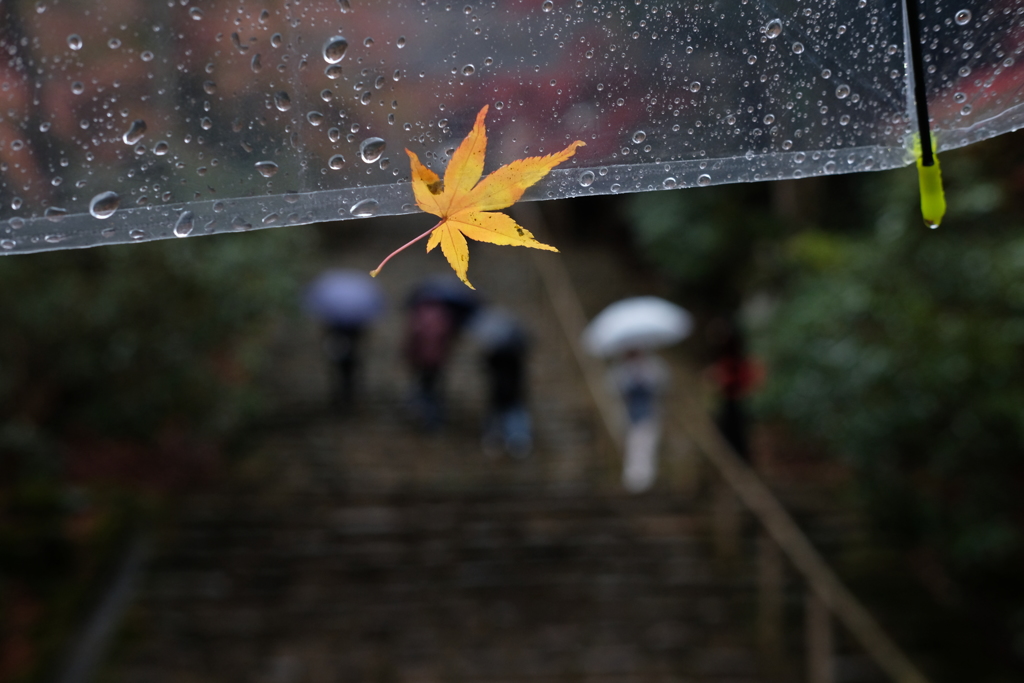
[806,589,835,683]
[757,532,784,660]
[712,479,741,560]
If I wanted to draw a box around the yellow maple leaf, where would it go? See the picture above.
[370,105,585,288]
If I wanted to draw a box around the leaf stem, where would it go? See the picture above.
[370,220,444,277]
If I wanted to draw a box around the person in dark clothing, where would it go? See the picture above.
[472,308,532,458]
[708,319,762,460]
[404,300,458,430]
[323,324,364,409]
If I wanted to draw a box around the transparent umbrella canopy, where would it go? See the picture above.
[0,0,1019,254]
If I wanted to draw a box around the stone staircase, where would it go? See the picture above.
[101,215,774,683]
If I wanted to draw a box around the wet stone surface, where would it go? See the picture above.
[104,216,768,683]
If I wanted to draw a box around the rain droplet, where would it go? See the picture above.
[824,161,837,173]
[363,37,374,47]
[323,36,349,64]
[0,239,14,250]
[274,91,292,111]
[763,114,775,125]
[129,228,146,240]
[10,215,23,227]
[173,211,195,237]
[697,174,711,186]
[765,19,782,39]
[203,80,217,95]
[325,65,343,79]
[632,130,646,144]
[200,116,213,130]
[689,81,701,93]
[960,104,972,116]
[89,191,120,219]
[461,64,475,76]
[328,127,342,142]
[141,50,154,61]
[662,177,677,189]
[263,213,279,225]
[307,111,324,126]
[360,91,372,105]
[953,91,967,103]
[329,154,345,170]
[954,9,971,25]
[578,170,595,187]
[67,34,82,50]
[350,198,380,217]
[251,53,262,72]
[792,42,804,54]
[122,119,147,145]
[839,115,850,125]
[359,137,386,163]
[542,0,554,10]
[231,216,252,231]
[71,82,85,95]
[45,207,67,222]
[958,66,971,78]
[189,7,203,19]
[255,161,279,177]
[821,69,832,79]
[108,38,121,49]
[397,36,406,48]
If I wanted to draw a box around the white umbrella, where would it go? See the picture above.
[582,297,693,358]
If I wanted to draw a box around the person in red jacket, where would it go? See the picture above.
[708,319,763,460]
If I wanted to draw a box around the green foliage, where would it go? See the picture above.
[625,183,783,310]
[0,228,311,444]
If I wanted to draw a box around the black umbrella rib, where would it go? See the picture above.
[904,0,934,166]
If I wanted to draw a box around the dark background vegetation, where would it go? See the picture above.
[624,130,1024,676]
[0,228,312,681]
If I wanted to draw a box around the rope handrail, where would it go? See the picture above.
[514,202,932,683]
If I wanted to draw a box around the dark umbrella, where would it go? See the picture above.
[407,274,481,328]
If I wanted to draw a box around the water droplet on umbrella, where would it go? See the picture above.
[689,81,701,92]
[271,33,283,48]
[765,19,782,39]
[67,34,82,50]
[89,191,120,219]
[460,64,476,76]
[325,65,343,79]
[363,37,374,47]
[542,0,554,11]
[255,161,279,177]
[108,38,121,49]
[359,91,372,105]
[10,215,23,228]
[958,66,971,77]
[359,137,386,163]
[203,80,217,94]
[835,84,850,99]
[397,36,406,48]
[71,82,85,95]
[274,91,292,111]
[350,198,379,216]
[123,119,146,144]
[231,216,252,231]
[578,170,595,187]
[792,42,804,54]
[173,211,195,237]
[328,127,342,142]
[821,69,832,79]
[338,0,352,12]
[329,154,345,170]
[697,174,711,186]
[263,213,279,225]
[250,53,262,72]
[189,7,203,19]
[307,111,324,126]
[632,130,646,144]
[0,239,14,250]
[955,9,971,25]
[323,36,349,64]
[662,177,677,189]
[129,228,146,240]
[764,114,775,125]
[200,117,213,130]
[824,161,837,173]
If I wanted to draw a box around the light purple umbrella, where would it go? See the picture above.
[303,269,386,326]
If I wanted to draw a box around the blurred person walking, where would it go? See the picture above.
[707,318,762,460]
[404,276,479,430]
[303,269,385,411]
[610,349,670,492]
[582,296,692,493]
[471,308,532,458]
